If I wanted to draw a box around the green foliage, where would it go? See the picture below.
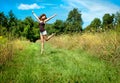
[0,25,7,36]
[53,20,65,34]
[84,25,93,32]
[23,17,39,42]
[115,11,120,33]
[8,10,17,26]
[85,18,101,32]
[0,12,8,28]
[0,10,40,42]
[102,13,114,29]
[7,10,18,35]
[115,11,120,25]
[85,13,116,32]
[45,24,55,35]
[0,9,120,41]
[90,18,101,28]
[65,8,83,33]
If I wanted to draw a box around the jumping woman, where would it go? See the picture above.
[32,11,57,54]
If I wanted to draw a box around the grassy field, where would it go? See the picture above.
[0,31,120,83]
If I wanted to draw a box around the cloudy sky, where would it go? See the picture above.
[0,0,120,28]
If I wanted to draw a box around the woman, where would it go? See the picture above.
[32,11,57,54]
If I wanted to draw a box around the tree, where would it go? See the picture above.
[89,18,101,32]
[7,10,18,39]
[115,11,120,26]
[0,12,8,36]
[53,20,65,34]
[84,25,92,32]
[23,16,39,42]
[13,19,24,37]
[65,8,83,33]
[23,17,34,42]
[84,18,101,32]
[90,18,101,28]
[8,10,17,27]
[102,13,114,29]
[115,11,120,32]
[0,12,8,27]
[45,24,55,35]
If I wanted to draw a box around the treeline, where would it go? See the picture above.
[85,12,120,32]
[0,10,40,42]
[0,8,120,42]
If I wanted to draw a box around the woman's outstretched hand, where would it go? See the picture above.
[32,10,34,14]
[53,14,57,16]
[44,13,57,22]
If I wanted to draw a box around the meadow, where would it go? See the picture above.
[0,30,120,83]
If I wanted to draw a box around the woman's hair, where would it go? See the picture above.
[39,14,47,20]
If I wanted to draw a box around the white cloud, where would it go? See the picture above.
[61,0,120,27]
[43,3,56,6]
[18,3,44,10]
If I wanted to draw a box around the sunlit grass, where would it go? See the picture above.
[0,30,120,83]
[49,31,119,63]
[0,40,119,82]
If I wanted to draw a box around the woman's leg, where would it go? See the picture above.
[43,33,55,41]
[40,35,44,54]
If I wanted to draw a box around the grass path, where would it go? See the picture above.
[0,42,118,83]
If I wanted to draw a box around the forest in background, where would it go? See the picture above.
[0,8,120,42]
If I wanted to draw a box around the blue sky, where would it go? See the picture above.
[0,0,120,28]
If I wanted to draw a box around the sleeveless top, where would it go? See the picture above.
[39,22,45,32]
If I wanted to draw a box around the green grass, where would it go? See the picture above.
[0,41,119,83]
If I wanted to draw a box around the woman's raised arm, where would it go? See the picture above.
[32,11,41,23]
[44,14,57,23]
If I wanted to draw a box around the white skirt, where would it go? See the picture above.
[40,30,47,35]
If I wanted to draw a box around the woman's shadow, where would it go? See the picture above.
[48,50,62,55]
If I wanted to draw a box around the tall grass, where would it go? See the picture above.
[49,30,120,82]
[0,36,30,65]
[0,37,13,65]
[0,40,119,83]
[0,30,119,83]
[49,30,120,66]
